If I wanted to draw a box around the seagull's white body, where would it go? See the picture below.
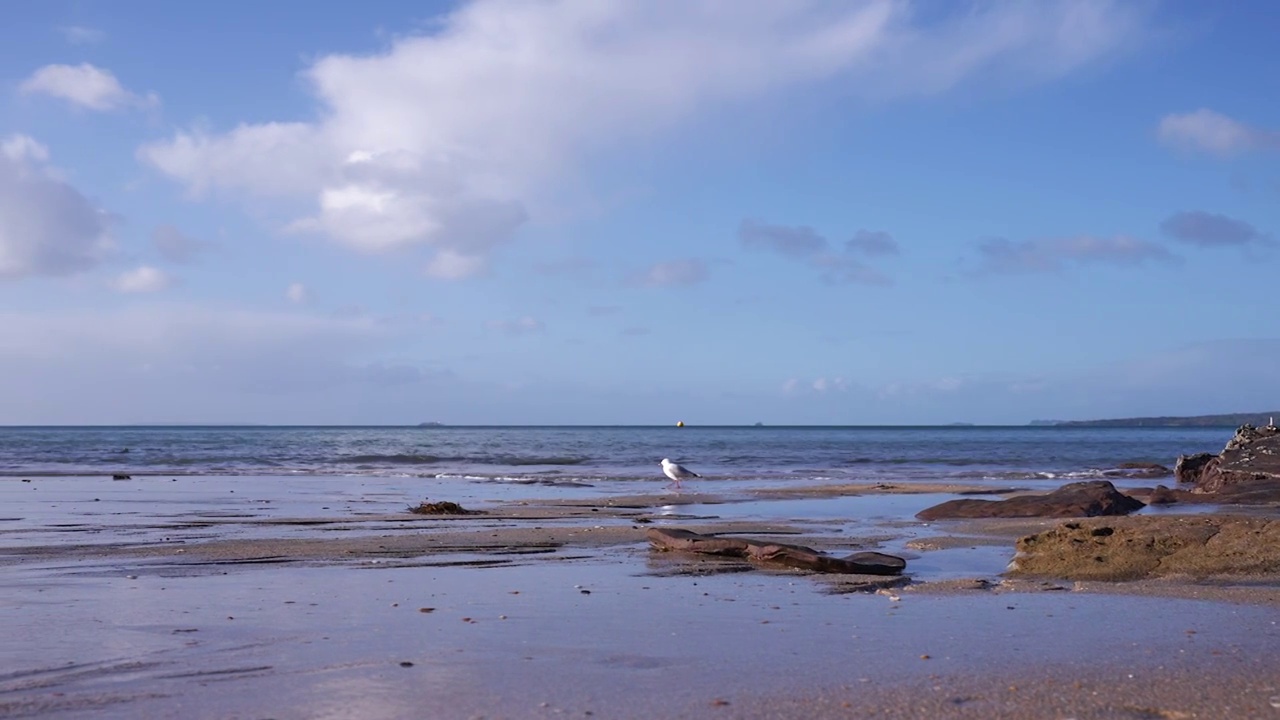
[661,458,700,488]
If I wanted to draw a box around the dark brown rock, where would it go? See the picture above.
[1131,480,1280,506]
[1103,462,1172,479]
[407,500,482,515]
[1008,515,1280,581]
[1176,424,1280,493]
[915,480,1144,520]
[1174,452,1218,486]
[646,528,905,575]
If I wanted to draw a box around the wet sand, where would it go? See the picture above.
[2,475,1279,719]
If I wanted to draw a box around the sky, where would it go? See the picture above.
[0,0,1277,426]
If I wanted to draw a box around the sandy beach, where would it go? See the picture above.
[3,474,1278,719]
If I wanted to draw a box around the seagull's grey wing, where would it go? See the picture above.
[673,463,700,478]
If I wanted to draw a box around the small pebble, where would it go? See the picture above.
[399,661,414,668]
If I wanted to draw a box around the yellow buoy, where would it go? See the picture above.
[676,421,684,427]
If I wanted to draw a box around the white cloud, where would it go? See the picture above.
[739,219,893,285]
[812,376,849,393]
[487,316,545,335]
[113,265,174,293]
[633,259,709,287]
[58,26,106,45]
[286,282,310,304]
[20,63,155,112]
[2,135,49,163]
[1160,211,1272,249]
[1157,109,1280,156]
[972,235,1176,274]
[140,0,1145,275]
[0,305,437,422]
[845,229,899,256]
[152,224,210,263]
[425,249,489,279]
[0,134,114,279]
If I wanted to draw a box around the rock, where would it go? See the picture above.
[646,528,906,575]
[1175,424,1280,493]
[1103,462,1172,479]
[1174,453,1216,485]
[915,480,1144,520]
[1131,480,1280,506]
[1008,516,1280,581]
[111,473,131,480]
[407,500,482,515]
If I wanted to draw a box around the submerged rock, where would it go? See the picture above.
[646,527,906,575]
[915,480,1144,520]
[1103,462,1172,479]
[1008,516,1280,581]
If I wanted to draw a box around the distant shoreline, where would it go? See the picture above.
[1032,411,1280,428]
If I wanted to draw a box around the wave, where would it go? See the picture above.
[339,453,589,466]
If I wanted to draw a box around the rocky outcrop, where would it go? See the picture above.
[915,480,1144,520]
[646,528,906,575]
[1007,516,1280,581]
[1174,423,1280,494]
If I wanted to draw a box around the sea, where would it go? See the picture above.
[0,425,1232,490]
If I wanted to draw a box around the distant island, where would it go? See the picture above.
[416,422,446,427]
[1031,412,1280,428]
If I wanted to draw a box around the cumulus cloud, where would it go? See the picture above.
[972,235,1175,274]
[152,224,211,263]
[1159,211,1272,249]
[1157,109,1280,156]
[112,265,173,293]
[286,282,310,304]
[0,134,114,279]
[633,259,709,287]
[20,63,155,111]
[487,316,545,335]
[139,0,1145,277]
[739,219,892,285]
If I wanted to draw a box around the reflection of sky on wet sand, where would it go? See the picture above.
[4,552,1280,719]
[4,474,1278,718]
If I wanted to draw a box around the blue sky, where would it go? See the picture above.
[1,0,1277,425]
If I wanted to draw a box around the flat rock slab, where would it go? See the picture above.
[1008,515,1280,581]
[646,528,906,575]
[916,480,1144,520]
[1132,480,1280,506]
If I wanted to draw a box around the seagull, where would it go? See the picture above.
[660,458,700,489]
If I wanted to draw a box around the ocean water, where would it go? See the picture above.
[0,425,1232,488]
